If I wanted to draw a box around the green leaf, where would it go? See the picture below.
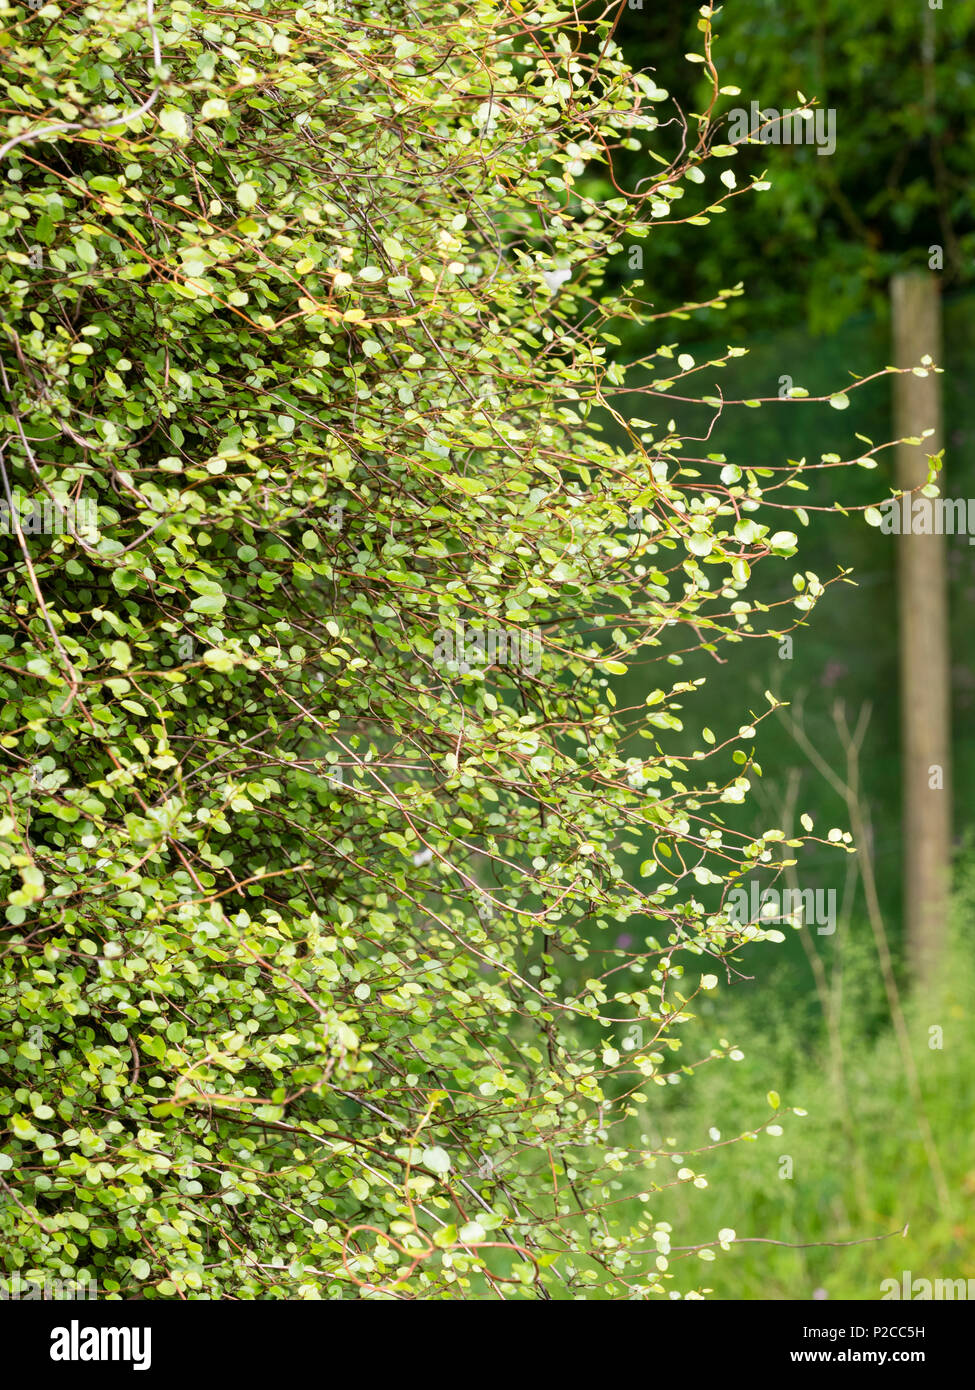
[421,1146,451,1175]
[202,648,235,672]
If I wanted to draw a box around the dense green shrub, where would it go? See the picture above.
[0,0,899,1298]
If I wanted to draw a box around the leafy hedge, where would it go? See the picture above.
[0,1,894,1298]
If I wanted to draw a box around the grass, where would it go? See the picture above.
[622,867,975,1299]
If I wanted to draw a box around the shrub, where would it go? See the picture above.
[0,0,897,1298]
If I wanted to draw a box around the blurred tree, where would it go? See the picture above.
[610,0,975,981]
[613,0,975,331]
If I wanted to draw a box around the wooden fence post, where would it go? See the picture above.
[891,270,950,986]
